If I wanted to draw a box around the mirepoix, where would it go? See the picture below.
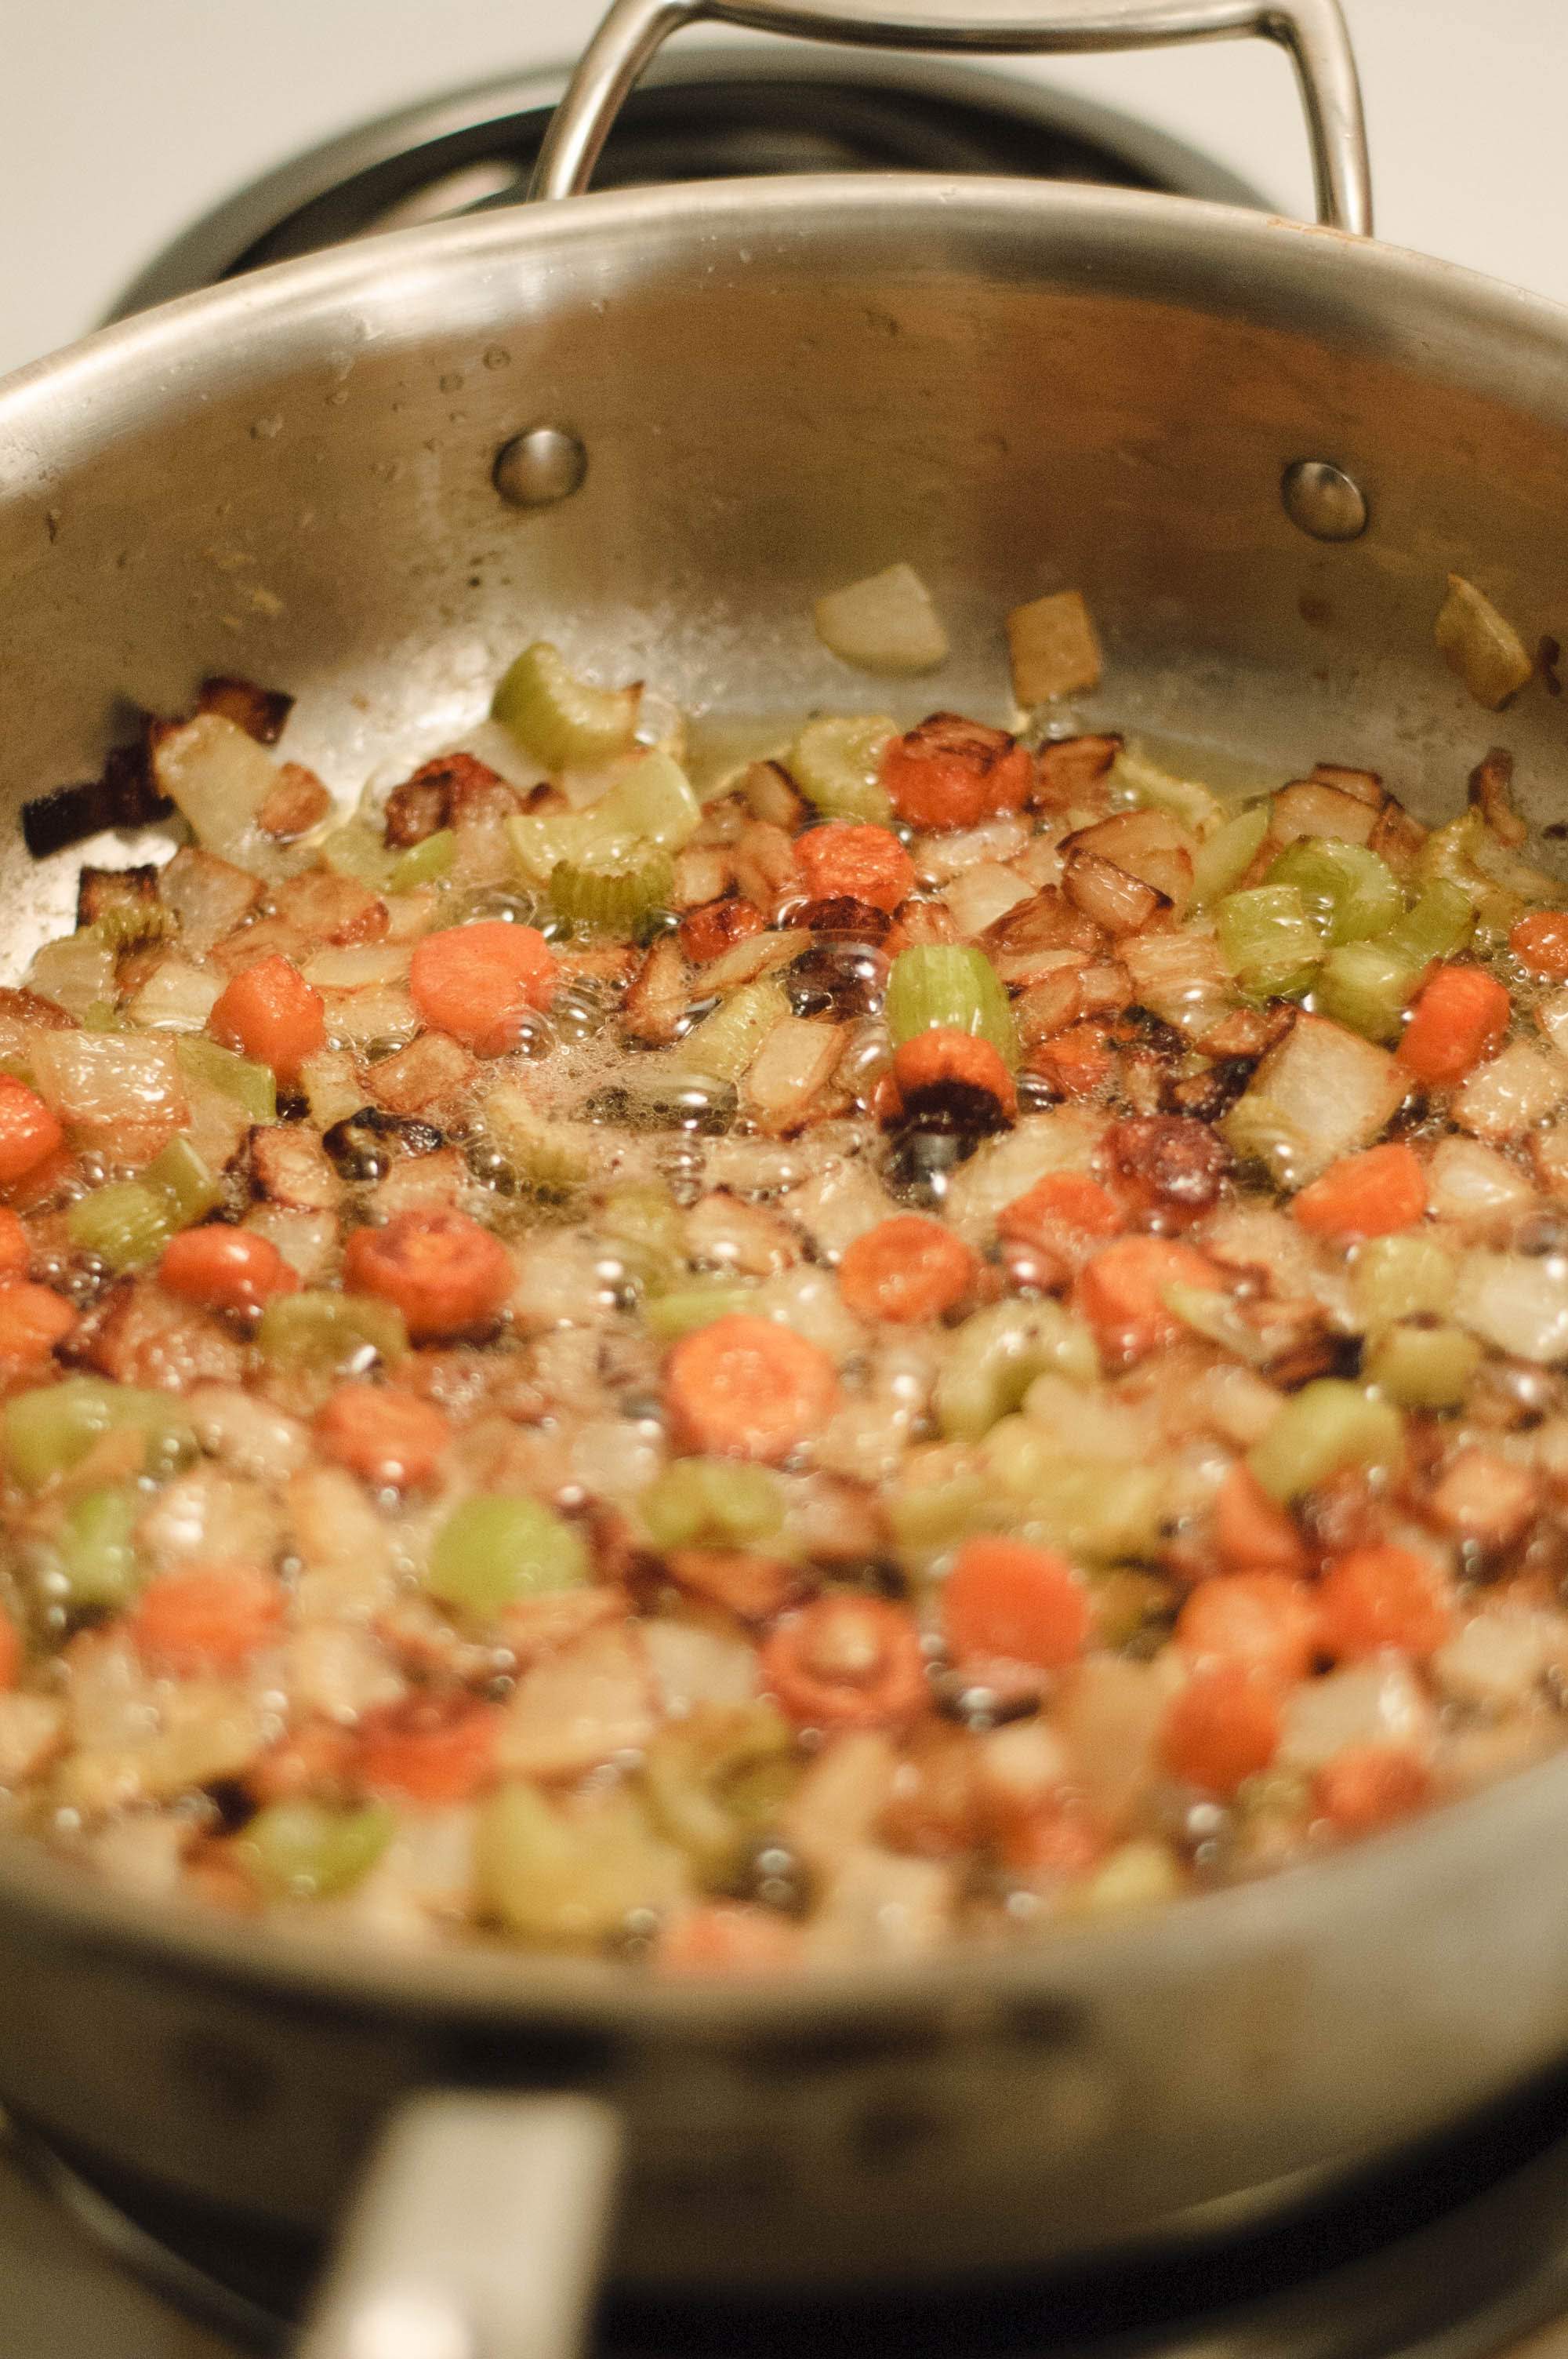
[2,613,1568,1971]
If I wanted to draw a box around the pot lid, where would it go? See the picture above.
[104,42,1265,321]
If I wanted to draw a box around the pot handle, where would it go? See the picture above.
[531,0,1370,234]
[294,2089,621,2359]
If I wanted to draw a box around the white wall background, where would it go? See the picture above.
[2,0,1565,380]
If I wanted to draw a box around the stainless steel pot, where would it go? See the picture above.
[5,4,1568,2354]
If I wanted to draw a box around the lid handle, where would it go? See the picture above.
[530,0,1371,234]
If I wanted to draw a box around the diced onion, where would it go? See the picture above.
[815,563,949,678]
[1006,587,1102,705]
[1435,573,1533,710]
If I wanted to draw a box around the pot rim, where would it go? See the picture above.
[5,172,1568,2034]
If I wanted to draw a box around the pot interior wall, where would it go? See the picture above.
[3,182,1568,969]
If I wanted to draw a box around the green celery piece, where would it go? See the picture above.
[144,1136,222,1227]
[597,1187,686,1297]
[1215,885,1323,999]
[640,1459,784,1551]
[427,1494,589,1619]
[1314,938,1419,1043]
[884,944,1017,1067]
[1265,839,1405,946]
[1381,881,1475,965]
[320,821,397,890]
[642,1281,759,1341]
[476,1783,684,1941]
[1247,1379,1404,1503]
[492,642,641,769]
[4,1377,194,1492]
[641,1704,799,1882]
[176,1037,277,1124]
[53,1486,142,1611]
[1110,745,1223,837]
[508,751,700,885]
[256,1291,408,1376]
[673,979,791,1083]
[390,828,456,892]
[1364,1321,1483,1410]
[241,1800,394,1900]
[66,1180,178,1273]
[887,1468,1002,1553]
[1350,1234,1457,1330]
[1190,801,1270,907]
[935,1301,1098,1441]
[786,715,895,823]
[550,840,673,934]
[981,1421,1165,1560]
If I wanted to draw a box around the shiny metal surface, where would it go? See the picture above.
[1280,456,1371,540]
[492,427,590,509]
[6,158,1568,2302]
[531,0,1370,229]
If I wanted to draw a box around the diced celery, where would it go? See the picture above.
[887,1465,1000,1552]
[1351,1233,1457,1330]
[53,1485,141,1610]
[81,1001,121,1033]
[4,1377,194,1492]
[673,978,790,1083]
[1381,881,1475,965]
[492,642,641,770]
[1265,840,1405,946]
[177,1037,277,1125]
[1191,801,1270,907]
[550,839,673,933]
[240,1799,394,1901]
[67,1180,178,1272]
[390,828,456,892]
[1163,1282,1269,1365]
[481,1083,593,1196]
[1111,746,1223,838]
[981,1419,1164,1560]
[145,1136,223,1227]
[641,1704,799,1881]
[1364,1321,1482,1410]
[1215,885,1322,999]
[320,821,397,889]
[787,715,895,824]
[507,809,593,886]
[640,1459,784,1551]
[935,1301,1098,1441]
[1314,938,1419,1043]
[1247,1379,1404,1503]
[426,1494,588,1619]
[642,1281,759,1341]
[256,1291,408,1375]
[476,1783,686,1943]
[508,751,701,885]
[597,1186,686,1296]
[884,945,1017,1067]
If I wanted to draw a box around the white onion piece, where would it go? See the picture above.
[1224,1014,1406,1189]
[284,1626,405,1723]
[1065,809,1196,913]
[1435,573,1533,711]
[782,1732,898,1874]
[303,943,412,989]
[807,1845,956,1958]
[1279,1659,1435,1770]
[30,1030,186,1129]
[641,1616,758,1716]
[568,1417,664,1506]
[942,861,1034,940]
[814,563,949,677]
[0,1695,66,1789]
[126,955,223,1034]
[1266,779,1378,849]
[742,1016,844,1128]
[153,713,286,870]
[496,1627,659,1779]
[1433,1609,1566,1708]
[913,814,1031,882]
[943,1110,1100,1245]
[187,1387,312,1483]
[27,932,115,1016]
[1006,588,1102,706]
[1427,1136,1536,1223]
[757,1262,864,1360]
[1454,1251,1568,1362]
[785,1150,897,1261]
[1455,1039,1568,1141]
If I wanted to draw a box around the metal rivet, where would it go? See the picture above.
[493,427,587,510]
[1281,459,1368,543]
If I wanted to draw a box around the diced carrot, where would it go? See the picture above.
[658,1903,802,1975]
[160,1227,299,1318]
[357,1696,502,1806]
[664,1314,840,1463]
[942,1536,1091,1670]
[5,1145,78,1216]
[209,954,326,1087]
[1026,1021,1113,1099]
[409,921,557,1056]
[0,1282,77,1363]
[0,1077,64,1188]
[316,1384,451,1489]
[130,1564,285,1675]
[760,1594,929,1729]
[1160,1664,1283,1796]
[0,1609,22,1692]
[794,823,916,914]
[1213,1463,1309,1576]
[890,1027,1017,1120]
[1399,965,1510,1086]
[1312,1745,1433,1834]
[881,714,1032,831]
[0,1209,31,1282]
[342,1209,512,1342]
[1290,1142,1428,1240]
[664,1547,800,1622]
[997,1171,1125,1249]
[838,1215,978,1325]
[1509,911,1568,981]
[1176,1573,1319,1686]
[677,897,766,965]
[1316,1544,1455,1662]
[997,1797,1108,1878]
[1073,1235,1220,1366]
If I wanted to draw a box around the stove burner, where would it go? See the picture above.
[104,46,1265,322]
[13,2065,1568,2359]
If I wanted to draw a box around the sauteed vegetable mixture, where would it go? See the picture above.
[4,580,1568,1969]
